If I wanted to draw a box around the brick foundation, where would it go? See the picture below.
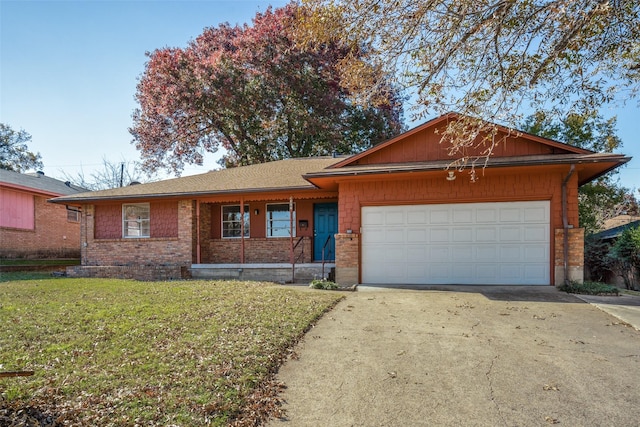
[66,265,188,281]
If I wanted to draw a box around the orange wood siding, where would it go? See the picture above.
[352,127,567,165]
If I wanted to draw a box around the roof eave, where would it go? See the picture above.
[304,154,631,180]
[50,184,322,204]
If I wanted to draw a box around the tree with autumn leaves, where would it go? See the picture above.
[131,4,403,173]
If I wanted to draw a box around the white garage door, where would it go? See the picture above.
[361,201,550,285]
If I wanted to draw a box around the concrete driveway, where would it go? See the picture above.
[270,286,640,426]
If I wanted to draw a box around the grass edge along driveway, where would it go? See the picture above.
[0,278,343,426]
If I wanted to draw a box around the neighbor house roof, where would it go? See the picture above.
[0,169,87,197]
[51,157,344,203]
[592,220,640,240]
[603,215,640,231]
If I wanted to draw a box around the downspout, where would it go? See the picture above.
[195,200,201,264]
[561,164,575,286]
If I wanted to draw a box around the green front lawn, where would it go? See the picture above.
[0,278,343,426]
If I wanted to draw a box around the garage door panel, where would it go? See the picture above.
[475,246,497,260]
[429,246,450,262]
[452,246,473,262]
[452,228,473,243]
[476,227,498,242]
[430,209,450,224]
[430,229,450,243]
[407,246,427,262]
[453,209,473,224]
[525,206,548,222]
[524,245,547,261]
[476,208,498,223]
[499,245,523,261]
[407,211,427,224]
[407,228,428,243]
[385,211,405,225]
[362,211,384,226]
[361,201,550,285]
[524,225,549,241]
[362,228,386,244]
[500,208,522,222]
[385,228,405,243]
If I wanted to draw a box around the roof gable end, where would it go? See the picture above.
[332,113,592,168]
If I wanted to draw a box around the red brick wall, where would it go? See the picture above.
[95,202,178,239]
[206,237,312,264]
[0,194,81,258]
[79,200,192,268]
[94,204,121,239]
[151,201,178,238]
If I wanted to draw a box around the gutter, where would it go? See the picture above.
[561,164,575,286]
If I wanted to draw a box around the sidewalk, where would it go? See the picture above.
[574,292,640,331]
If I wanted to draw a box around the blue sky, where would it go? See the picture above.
[1,0,639,190]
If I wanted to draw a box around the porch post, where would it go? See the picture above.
[195,200,201,264]
[240,196,245,264]
[289,196,294,265]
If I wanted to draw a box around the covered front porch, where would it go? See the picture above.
[192,193,338,283]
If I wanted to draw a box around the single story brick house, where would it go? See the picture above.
[1,169,86,258]
[51,113,629,285]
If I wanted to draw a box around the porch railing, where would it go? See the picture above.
[291,236,305,282]
[321,235,333,280]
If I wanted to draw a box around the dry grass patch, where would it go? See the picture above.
[0,278,343,426]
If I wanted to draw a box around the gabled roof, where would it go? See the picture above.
[52,157,343,203]
[330,112,593,169]
[0,169,87,197]
[49,113,631,204]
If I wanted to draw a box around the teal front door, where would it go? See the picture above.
[314,203,338,261]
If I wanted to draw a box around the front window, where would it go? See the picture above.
[222,205,249,238]
[267,203,296,238]
[123,203,150,238]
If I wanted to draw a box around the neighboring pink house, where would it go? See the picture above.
[51,114,630,285]
[0,169,87,258]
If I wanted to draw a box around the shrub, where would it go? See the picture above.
[583,235,614,282]
[558,280,619,295]
[309,279,339,290]
[608,225,640,290]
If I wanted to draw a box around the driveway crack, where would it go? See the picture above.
[486,354,507,426]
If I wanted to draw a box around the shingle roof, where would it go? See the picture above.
[0,169,87,196]
[592,220,640,240]
[52,157,344,203]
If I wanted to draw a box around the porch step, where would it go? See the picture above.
[190,263,336,283]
